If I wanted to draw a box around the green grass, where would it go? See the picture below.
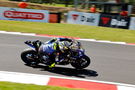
[0,20,135,43]
[43,3,73,7]
[0,81,81,90]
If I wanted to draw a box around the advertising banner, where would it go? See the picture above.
[99,14,130,29]
[67,11,100,26]
[111,16,130,29]
[99,14,113,27]
[129,17,135,30]
[0,7,49,23]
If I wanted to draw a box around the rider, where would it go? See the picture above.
[38,38,74,68]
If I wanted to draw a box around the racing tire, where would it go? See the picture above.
[71,55,91,69]
[21,49,39,66]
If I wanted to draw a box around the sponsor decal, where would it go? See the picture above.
[4,11,44,20]
[111,19,128,26]
[81,16,95,23]
[101,17,111,25]
[72,14,79,20]
[68,11,100,26]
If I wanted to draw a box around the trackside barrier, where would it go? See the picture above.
[67,11,135,30]
[0,7,49,23]
[99,14,130,29]
[129,17,135,30]
[49,12,61,23]
[67,11,100,26]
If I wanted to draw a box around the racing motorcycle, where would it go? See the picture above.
[21,39,91,69]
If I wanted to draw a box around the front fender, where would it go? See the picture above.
[78,49,85,57]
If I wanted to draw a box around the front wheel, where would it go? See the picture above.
[71,55,91,69]
[21,49,39,66]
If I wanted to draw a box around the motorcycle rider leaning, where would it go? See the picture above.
[37,38,74,68]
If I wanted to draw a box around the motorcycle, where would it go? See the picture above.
[21,39,91,69]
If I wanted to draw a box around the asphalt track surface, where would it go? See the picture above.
[0,33,135,85]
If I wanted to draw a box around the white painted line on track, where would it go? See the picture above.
[0,71,50,85]
[118,86,135,90]
[94,40,112,43]
[0,30,36,36]
[79,39,128,45]
[5,32,22,34]
[20,33,36,36]
[0,31,6,33]
[79,39,97,41]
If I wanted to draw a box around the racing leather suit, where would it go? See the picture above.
[38,38,73,67]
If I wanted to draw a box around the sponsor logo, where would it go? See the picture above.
[111,19,128,26]
[101,17,110,25]
[4,11,44,20]
[81,16,95,23]
[72,14,79,20]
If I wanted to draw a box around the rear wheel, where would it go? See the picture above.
[21,49,39,66]
[71,55,91,69]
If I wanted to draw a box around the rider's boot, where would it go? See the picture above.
[49,62,55,68]
[48,62,55,70]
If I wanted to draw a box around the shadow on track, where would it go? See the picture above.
[48,66,98,78]
[25,64,98,78]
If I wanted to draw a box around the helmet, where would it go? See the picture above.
[70,41,81,51]
[70,43,79,50]
[58,41,70,52]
